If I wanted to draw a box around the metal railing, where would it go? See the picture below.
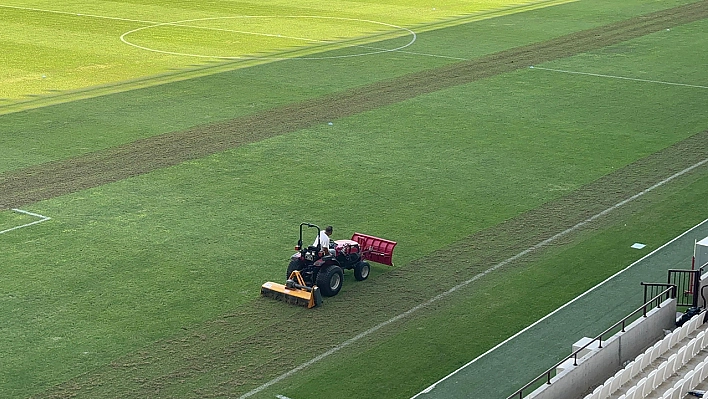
[668,268,703,307]
[506,285,676,399]
[643,282,679,307]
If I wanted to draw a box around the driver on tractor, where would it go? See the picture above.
[313,225,335,256]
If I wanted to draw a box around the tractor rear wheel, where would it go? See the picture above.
[354,261,370,281]
[316,265,344,297]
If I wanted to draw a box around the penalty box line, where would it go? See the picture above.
[242,157,708,399]
[0,209,51,235]
[529,65,708,90]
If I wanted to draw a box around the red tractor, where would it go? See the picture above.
[261,223,397,307]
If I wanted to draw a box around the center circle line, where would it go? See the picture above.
[119,15,417,60]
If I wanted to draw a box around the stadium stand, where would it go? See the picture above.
[590,311,708,399]
[511,247,708,399]
[516,298,708,398]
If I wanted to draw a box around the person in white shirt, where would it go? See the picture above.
[313,225,334,255]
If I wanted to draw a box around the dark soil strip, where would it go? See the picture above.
[2,0,707,210]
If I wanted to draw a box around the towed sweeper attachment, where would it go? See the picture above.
[350,232,397,267]
[261,270,323,309]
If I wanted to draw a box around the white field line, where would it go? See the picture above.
[119,16,417,60]
[240,158,708,399]
[0,209,51,235]
[530,66,708,89]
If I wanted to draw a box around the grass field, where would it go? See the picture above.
[1,1,707,398]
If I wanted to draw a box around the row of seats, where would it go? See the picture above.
[584,311,706,399]
[654,353,708,399]
[619,348,707,399]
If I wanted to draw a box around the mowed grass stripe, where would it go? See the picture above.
[1,0,706,211]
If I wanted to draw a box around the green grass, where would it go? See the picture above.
[0,0,707,398]
[0,0,549,103]
[270,157,708,399]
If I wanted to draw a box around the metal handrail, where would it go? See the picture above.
[506,285,676,399]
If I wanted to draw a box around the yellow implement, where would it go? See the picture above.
[261,270,323,308]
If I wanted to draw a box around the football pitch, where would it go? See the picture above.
[1,1,707,398]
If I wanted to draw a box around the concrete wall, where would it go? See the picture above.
[525,298,676,399]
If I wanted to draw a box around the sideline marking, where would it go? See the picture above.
[530,66,708,89]
[0,209,51,235]
[240,158,708,399]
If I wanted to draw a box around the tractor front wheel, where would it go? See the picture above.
[317,265,344,297]
[286,259,301,280]
[354,261,370,281]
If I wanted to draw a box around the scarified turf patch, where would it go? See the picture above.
[25,2,708,397]
[2,0,707,210]
[34,133,708,399]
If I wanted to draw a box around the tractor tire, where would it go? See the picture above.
[316,265,344,297]
[354,261,370,281]
[286,259,301,280]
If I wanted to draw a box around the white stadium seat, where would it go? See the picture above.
[621,360,635,386]
[679,322,690,342]
[634,377,647,399]
[640,350,652,370]
[672,380,683,398]
[624,386,637,399]
[659,333,671,355]
[676,346,688,368]
[610,369,623,394]
[686,337,698,360]
[631,354,644,378]
[644,369,658,396]
[650,340,663,362]
[599,377,613,399]
[655,360,669,386]
[680,370,694,396]
[701,356,708,381]
[666,353,678,375]
[669,329,680,349]
[695,330,706,351]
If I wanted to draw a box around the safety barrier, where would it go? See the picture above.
[583,310,707,399]
[507,286,676,399]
